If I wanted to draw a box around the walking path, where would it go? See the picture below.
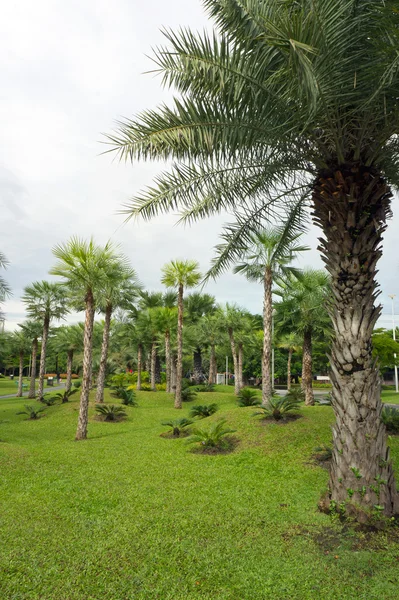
[0,384,66,400]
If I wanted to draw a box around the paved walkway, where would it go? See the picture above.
[0,384,66,400]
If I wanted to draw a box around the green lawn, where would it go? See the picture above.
[0,378,66,397]
[1,388,399,599]
[381,390,399,405]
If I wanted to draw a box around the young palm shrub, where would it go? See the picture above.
[40,395,58,406]
[161,418,193,437]
[253,396,301,422]
[17,405,46,420]
[186,419,236,452]
[286,388,305,403]
[119,388,137,407]
[237,387,261,407]
[73,381,81,389]
[315,393,332,406]
[95,404,127,422]
[194,382,215,393]
[52,388,79,403]
[189,404,218,419]
[313,444,333,463]
[181,387,198,403]
[381,407,399,434]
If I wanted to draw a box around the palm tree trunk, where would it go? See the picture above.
[136,344,142,391]
[37,315,50,400]
[155,354,161,384]
[171,353,177,393]
[76,291,95,441]
[17,351,24,397]
[287,348,293,392]
[302,329,314,406]
[28,338,38,399]
[95,304,112,403]
[238,343,244,390]
[165,332,171,392]
[313,165,399,518]
[66,350,73,393]
[150,340,157,391]
[175,283,184,408]
[228,328,239,395]
[193,348,202,384]
[262,266,273,405]
[208,343,216,384]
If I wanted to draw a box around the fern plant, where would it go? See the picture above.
[189,404,218,419]
[253,396,301,421]
[119,388,137,406]
[181,387,198,402]
[161,418,193,437]
[237,388,261,407]
[17,405,46,420]
[95,404,127,422]
[187,420,236,450]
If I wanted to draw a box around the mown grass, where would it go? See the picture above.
[381,390,399,405]
[1,388,399,599]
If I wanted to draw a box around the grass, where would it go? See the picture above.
[1,388,399,599]
[381,390,399,405]
[0,378,67,397]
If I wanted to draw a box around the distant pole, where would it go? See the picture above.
[225,356,228,386]
[389,295,399,393]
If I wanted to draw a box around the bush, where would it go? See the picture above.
[156,383,166,391]
[189,404,219,419]
[73,381,82,389]
[40,395,58,406]
[119,388,137,406]
[313,444,333,462]
[17,405,46,420]
[139,383,153,392]
[51,388,79,403]
[95,404,127,422]
[286,388,305,402]
[381,406,399,433]
[237,388,261,407]
[161,418,193,437]
[59,373,79,379]
[253,396,301,421]
[182,387,198,403]
[186,419,236,450]
[315,393,332,406]
[194,383,215,393]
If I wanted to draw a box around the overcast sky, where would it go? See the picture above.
[1,0,399,331]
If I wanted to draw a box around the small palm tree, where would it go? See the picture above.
[153,306,178,393]
[0,251,11,315]
[10,329,31,397]
[237,387,261,407]
[19,320,43,399]
[189,404,218,419]
[40,395,58,406]
[161,260,201,408]
[277,333,302,393]
[119,388,137,406]
[52,388,79,403]
[187,420,236,451]
[95,404,127,422]
[52,325,83,393]
[22,281,69,401]
[17,405,46,420]
[181,387,198,403]
[253,397,301,422]
[161,418,193,437]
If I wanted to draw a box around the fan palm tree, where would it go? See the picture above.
[53,325,83,393]
[154,306,178,392]
[275,270,331,406]
[277,332,302,392]
[136,308,160,391]
[184,292,216,383]
[10,329,31,396]
[0,251,11,316]
[19,320,44,399]
[108,1,399,516]
[50,237,124,440]
[218,304,250,395]
[161,260,201,408]
[22,281,68,400]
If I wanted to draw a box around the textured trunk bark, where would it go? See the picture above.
[95,304,112,403]
[238,343,244,390]
[171,353,177,393]
[313,164,399,518]
[262,266,273,405]
[165,332,171,392]
[155,353,161,384]
[228,328,239,395]
[193,348,202,384]
[75,292,95,441]
[287,348,293,392]
[17,351,24,397]
[302,329,314,406]
[136,344,142,391]
[37,315,50,400]
[208,344,216,384]
[66,350,73,393]
[28,338,38,399]
[175,284,184,408]
[150,340,157,391]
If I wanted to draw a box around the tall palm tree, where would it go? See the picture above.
[53,325,83,393]
[0,251,11,318]
[108,1,399,517]
[184,292,216,383]
[10,329,31,396]
[50,238,123,441]
[275,270,331,405]
[19,320,43,399]
[277,332,302,392]
[154,306,178,392]
[22,281,68,400]
[161,260,201,408]
[213,225,308,404]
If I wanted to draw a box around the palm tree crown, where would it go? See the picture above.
[22,281,68,323]
[161,260,201,290]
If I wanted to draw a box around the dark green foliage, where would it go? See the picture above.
[315,393,332,406]
[95,404,127,422]
[286,388,305,402]
[187,419,236,450]
[73,381,81,389]
[195,382,215,393]
[52,388,79,403]
[17,405,46,420]
[313,444,333,462]
[161,418,193,437]
[253,396,301,421]
[189,404,218,419]
[40,396,58,406]
[119,388,137,406]
[237,387,261,407]
[381,406,399,433]
[181,387,198,402]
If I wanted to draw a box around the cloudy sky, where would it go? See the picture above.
[1,0,399,330]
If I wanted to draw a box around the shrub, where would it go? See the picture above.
[156,383,166,391]
[313,444,333,462]
[237,388,261,407]
[59,373,79,379]
[253,396,301,421]
[17,405,46,420]
[140,383,153,392]
[315,393,332,406]
[182,387,198,403]
[186,419,236,450]
[161,418,193,437]
[286,388,305,402]
[381,406,399,433]
[189,404,219,419]
[51,388,79,403]
[95,404,127,422]
[119,388,137,406]
[40,395,58,406]
[195,383,215,393]
[73,381,82,389]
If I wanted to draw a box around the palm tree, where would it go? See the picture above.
[53,325,83,393]
[10,329,31,396]
[19,320,43,399]
[154,306,177,392]
[0,251,11,316]
[214,225,308,405]
[277,333,302,392]
[161,260,201,408]
[50,237,124,440]
[136,308,160,391]
[275,270,331,406]
[108,2,399,516]
[218,304,250,395]
[184,292,216,383]
[22,281,68,400]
